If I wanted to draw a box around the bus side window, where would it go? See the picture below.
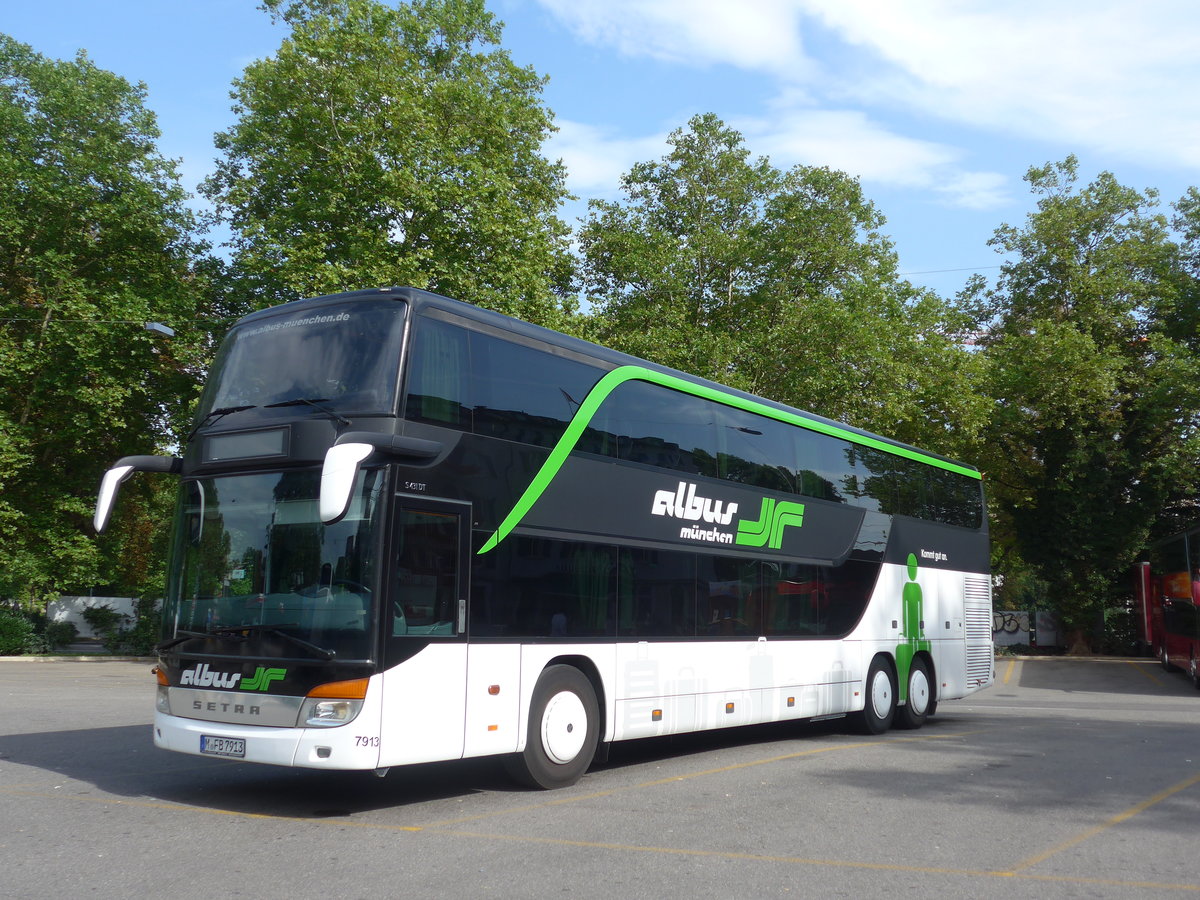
[392,509,461,637]
[469,331,604,449]
[604,382,717,478]
[405,318,472,430]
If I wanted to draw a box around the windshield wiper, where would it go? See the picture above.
[154,625,336,660]
[154,629,209,653]
[208,623,337,660]
[264,397,351,427]
[187,405,257,442]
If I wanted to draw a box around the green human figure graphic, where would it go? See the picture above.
[896,553,932,702]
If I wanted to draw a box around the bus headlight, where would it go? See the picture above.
[156,685,171,714]
[301,698,364,727]
[298,677,369,727]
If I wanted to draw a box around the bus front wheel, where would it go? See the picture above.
[856,656,896,735]
[506,665,599,790]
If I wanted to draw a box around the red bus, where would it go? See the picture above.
[1137,531,1200,688]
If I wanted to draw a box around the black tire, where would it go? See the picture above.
[1161,645,1176,672]
[894,657,932,730]
[1190,654,1200,691]
[505,665,599,790]
[855,656,896,735]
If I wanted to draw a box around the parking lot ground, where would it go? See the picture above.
[1,656,1198,898]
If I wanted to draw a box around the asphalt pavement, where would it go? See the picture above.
[1,655,1198,898]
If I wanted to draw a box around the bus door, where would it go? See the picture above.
[378,497,471,766]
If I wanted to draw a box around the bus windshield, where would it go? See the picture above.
[196,299,407,418]
[164,468,385,662]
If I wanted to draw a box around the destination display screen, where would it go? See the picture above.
[203,427,288,462]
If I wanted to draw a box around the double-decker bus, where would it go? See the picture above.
[1136,531,1200,688]
[95,287,993,788]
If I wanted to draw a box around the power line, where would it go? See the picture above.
[0,317,177,336]
[898,265,1004,276]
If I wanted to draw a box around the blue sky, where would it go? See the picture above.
[7,0,1200,300]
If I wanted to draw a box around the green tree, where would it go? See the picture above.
[0,35,208,606]
[578,113,986,457]
[204,0,574,326]
[971,157,1200,649]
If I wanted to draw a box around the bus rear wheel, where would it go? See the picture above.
[506,665,599,790]
[855,656,896,735]
[894,657,932,730]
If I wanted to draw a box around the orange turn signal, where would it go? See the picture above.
[306,677,369,700]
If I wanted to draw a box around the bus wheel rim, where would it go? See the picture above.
[870,670,892,719]
[909,667,930,716]
[541,690,587,764]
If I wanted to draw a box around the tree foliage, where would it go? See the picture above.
[971,157,1200,642]
[578,113,987,457]
[204,0,574,325]
[0,34,207,605]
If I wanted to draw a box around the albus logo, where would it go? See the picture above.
[180,663,241,689]
[179,664,287,692]
[651,481,739,525]
[650,481,805,550]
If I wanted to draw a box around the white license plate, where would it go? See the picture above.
[200,735,246,758]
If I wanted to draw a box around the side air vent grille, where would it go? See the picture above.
[964,576,993,686]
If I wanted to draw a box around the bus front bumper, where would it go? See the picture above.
[153,711,381,770]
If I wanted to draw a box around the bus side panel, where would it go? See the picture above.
[611,640,860,742]
[377,644,468,767]
[463,643,522,759]
[853,561,987,702]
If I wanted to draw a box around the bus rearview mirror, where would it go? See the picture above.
[320,434,443,524]
[319,442,375,524]
[93,455,181,533]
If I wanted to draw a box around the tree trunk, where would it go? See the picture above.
[1063,628,1092,656]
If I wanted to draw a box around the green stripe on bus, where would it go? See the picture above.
[478,365,980,554]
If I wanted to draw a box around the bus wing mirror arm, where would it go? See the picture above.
[319,433,443,524]
[94,455,182,533]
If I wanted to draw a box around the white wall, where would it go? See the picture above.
[48,596,137,639]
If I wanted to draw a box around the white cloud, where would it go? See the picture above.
[799,0,1200,170]
[548,120,671,197]
[535,0,808,75]
[740,109,1010,208]
[535,0,1200,178]
[551,111,1011,212]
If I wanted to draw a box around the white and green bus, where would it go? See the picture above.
[96,287,993,789]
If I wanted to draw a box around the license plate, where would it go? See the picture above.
[200,735,246,758]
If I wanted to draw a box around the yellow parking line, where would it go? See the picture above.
[1002,659,1017,685]
[1126,660,1164,685]
[1005,771,1200,874]
[0,785,425,831]
[435,828,1199,891]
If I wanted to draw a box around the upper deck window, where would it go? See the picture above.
[197,299,406,420]
[404,315,606,449]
